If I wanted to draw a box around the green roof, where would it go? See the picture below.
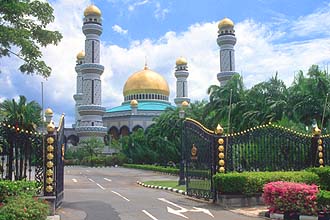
[106,101,174,113]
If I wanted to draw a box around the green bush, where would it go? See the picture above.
[307,167,330,191]
[317,190,330,212]
[0,181,37,202]
[214,171,320,196]
[0,194,49,220]
[123,164,179,175]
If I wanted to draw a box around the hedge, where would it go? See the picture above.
[123,164,179,174]
[214,171,320,196]
[317,190,330,212]
[307,167,330,191]
[0,181,37,203]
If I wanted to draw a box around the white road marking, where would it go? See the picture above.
[158,198,214,218]
[79,172,82,175]
[104,178,112,182]
[72,178,77,183]
[142,210,158,220]
[88,178,95,183]
[96,183,105,190]
[111,190,130,202]
[86,170,90,172]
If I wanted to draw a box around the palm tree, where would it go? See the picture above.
[0,95,42,180]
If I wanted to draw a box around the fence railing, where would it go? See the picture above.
[220,123,327,173]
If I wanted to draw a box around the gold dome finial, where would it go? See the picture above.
[76,51,85,60]
[176,56,187,66]
[45,108,53,116]
[218,17,234,29]
[312,124,321,136]
[215,124,224,134]
[181,101,189,107]
[130,99,138,107]
[84,4,101,17]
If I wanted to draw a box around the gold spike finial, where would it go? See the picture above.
[215,124,224,134]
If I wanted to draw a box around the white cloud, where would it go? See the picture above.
[128,0,150,11]
[290,3,330,37]
[154,2,169,20]
[112,24,128,35]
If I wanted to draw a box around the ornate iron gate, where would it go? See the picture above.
[183,118,217,201]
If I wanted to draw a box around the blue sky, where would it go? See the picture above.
[1,0,330,127]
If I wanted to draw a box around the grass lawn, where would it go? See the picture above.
[143,180,186,191]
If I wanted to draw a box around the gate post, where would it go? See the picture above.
[311,125,325,167]
[43,121,56,214]
[215,124,225,173]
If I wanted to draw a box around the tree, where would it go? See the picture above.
[78,137,103,166]
[0,0,62,77]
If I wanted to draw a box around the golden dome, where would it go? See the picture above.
[218,17,234,29]
[181,101,189,107]
[76,51,85,60]
[84,4,101,17]
[176,57,187,65]
[130,99,138,107]
[45,108,53,115]
[123,65,170,97]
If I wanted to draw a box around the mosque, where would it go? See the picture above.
[64,4,238,147]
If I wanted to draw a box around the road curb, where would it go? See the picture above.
[136,181,187,195]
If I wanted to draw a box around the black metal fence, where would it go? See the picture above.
[0,122,44,188]
[219,123,329,173]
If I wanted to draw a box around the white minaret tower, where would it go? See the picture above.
[217,18,237,86]
[174,57,190,106]
[76,4,107,141]
[73,51,84,128]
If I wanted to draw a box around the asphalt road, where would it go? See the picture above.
[58,166,264,220]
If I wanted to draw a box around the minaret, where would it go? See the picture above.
[76,4,107,141]
[73,51,84,128]
[217,17,237,86]
[174,57,190,106]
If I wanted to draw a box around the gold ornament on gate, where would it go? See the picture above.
[318,146,323,151]
[191,144,198,160]
[215,124,224,134]
[219,160,225,166]
[319,159,324,164]
[318,139,323,145]
[46,177,53,184]
[47,161,54,168]
[46,169,53,177]
[46,185,53,193]
[47,137,54,144]
[218,138,224,145]
[219,167,225,173]
[218,145,224,152]
[319,152,323,158]
[219,152,224,159]
[47,145,54,152]
[47,123,55,133]
[47,153,54,160]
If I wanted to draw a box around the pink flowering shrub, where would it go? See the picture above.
[263,181,319,216]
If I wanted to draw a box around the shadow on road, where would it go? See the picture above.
[58,201,120,220]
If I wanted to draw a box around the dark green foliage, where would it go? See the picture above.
[307,167,330,190]
[317,190,330,212]
[0,0,62,77]
[123,164,179,175]
[0,194,49,220]
[213,171,319,196]
[205,65,330,133]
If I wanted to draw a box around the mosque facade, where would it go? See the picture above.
[65,4,238,147]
